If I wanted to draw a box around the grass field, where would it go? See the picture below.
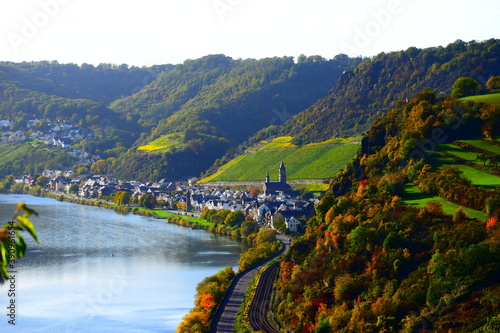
[430,145,500,189]
[200,143,360,182]
[458,139,500,155]
[153,210,211,226]
[137,132,185,153]
[460,92,500,105]
[403,183,488,221]
[438,143,478,162]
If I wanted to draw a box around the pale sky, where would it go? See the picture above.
[0,0,498,66]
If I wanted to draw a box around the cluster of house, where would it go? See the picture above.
[0,118,92,144]
[0,119,100,165]
[15,162,317,232]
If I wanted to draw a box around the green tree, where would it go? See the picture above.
[2,175,15,190]
[451,77,484,98]
[272,213,287,232]
[0,203,38,279]
[139,194,157,209]
[240,220,259,237]
[485,197,500,220]
[35,175,50,187]
[68,183,79,194]
[477,154,489,165]
[348,226,367,252]
[224,210,245,227]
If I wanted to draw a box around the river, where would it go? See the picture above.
[0,194,242,332]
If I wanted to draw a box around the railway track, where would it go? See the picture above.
[210,234,290,333]
[248,261,281,333]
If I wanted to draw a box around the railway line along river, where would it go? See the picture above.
[0,194,242,332]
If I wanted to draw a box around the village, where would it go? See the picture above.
[0,118,102,166]
[13,162,318,233]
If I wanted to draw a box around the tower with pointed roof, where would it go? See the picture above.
[279,161,286,184]
[263,162,291,195]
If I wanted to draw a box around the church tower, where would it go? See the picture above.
[279,162,286,184]
[266,170,270,183]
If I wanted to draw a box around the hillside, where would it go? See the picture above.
[280,39,500,143]
[1,40,500,181]
[0,55,360,180]
[200,137,360,183]
[272,90,500,332]
[106,55,362,180]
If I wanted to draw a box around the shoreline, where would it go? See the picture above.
[3,190,283,332]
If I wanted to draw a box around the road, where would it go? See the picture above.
[210,234,290,333]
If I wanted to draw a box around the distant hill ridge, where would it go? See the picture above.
[281,39,500,143]
[0,39,499,180]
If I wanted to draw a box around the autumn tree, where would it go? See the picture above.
[486,76,500,92]
[68,183,79,194]
[249,188,261,197]
[114,191,131,206]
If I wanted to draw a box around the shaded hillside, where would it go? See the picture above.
[106,55,361,180]
[112,54,361,144]
[281,39,500,143]
[273,91,500,332]
[110,55,235,130]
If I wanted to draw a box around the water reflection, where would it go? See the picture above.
[0,195,242,332]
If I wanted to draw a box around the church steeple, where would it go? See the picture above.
[265,170,270,183]
[279,161,286,184]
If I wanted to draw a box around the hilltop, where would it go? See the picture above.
[280,39,500,143]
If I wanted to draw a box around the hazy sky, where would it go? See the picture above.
[0,0,498,66]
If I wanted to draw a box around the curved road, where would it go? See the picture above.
[210,234,290,333]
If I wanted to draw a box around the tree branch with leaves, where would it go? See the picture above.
[0,203,39,279]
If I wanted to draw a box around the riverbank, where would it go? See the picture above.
[6,189,285,332]
[6,189,243,234]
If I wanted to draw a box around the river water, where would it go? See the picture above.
[0,194,242,332]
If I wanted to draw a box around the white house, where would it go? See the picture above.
[286,217,302,232]
[0,120,12,128]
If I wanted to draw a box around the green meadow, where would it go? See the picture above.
[430,146,500,189]
[403,183,488,221]
[460,92,500,105]
[457,139,500,155]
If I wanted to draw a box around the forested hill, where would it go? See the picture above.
[281,39,500,143]
[0,61,168,104]
[274,90,500,332]
[106,55,361,180]
[110,54,361,144]
[0,55,361,180]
